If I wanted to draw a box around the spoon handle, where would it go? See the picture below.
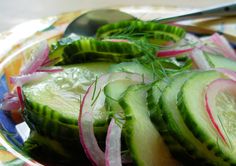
[158,3,236,23]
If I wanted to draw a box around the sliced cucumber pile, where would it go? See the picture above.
[148,70,236,165]
[159,71,228,165]
[17,19,236,166]
[148,74,195,164]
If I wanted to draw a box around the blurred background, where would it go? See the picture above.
[0,0,235,32]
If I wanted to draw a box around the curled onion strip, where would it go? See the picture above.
[10,72,48,86]
[79,72,150,166]
[210,33,236,61]
[105,118,123,166]
[37,66,63,73]
[0,96,20,111]
[157,47,193,57]
[16,87,24,112]
[215,68,236,81]
[20,41,49,74]
[204,78,236,145]
[190,49,210,69]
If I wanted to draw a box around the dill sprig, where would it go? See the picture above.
[91,76,98,101]
[90,76,103,107]
[97,20,192,82]
[104,33,171,81]
[91,88,101,107]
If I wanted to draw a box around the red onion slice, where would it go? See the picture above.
[79,72,149,166]
[3,93,17,100]
[157,47,194,57]
[4,71,50,113]
[105,118,123,166]
[16,87,24,112]
[78,74,109,166]
[204,78,236,145]
[0,96,20,111]
[215,68,236,81]
[2,89,23,113]
[79,110,105,166]
[20,41,49,75]
[190,49,210,69]
[37,66,63,73]
[41,57,61,67]
[10,72,49,86]
[210,33,236,61]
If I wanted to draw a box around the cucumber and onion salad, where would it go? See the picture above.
[1,19,236,165]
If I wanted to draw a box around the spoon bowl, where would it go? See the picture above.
[64,9,135,37]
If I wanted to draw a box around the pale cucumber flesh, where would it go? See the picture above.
[160,71,228,165]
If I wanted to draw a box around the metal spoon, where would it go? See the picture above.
[64,9,135,37]
[64,3,236,37]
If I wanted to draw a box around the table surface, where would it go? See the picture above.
[0,0,235,32]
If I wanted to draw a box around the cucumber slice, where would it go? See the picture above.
[120,85,179,166]
[49,38,144,65]
[160,71,228,165]
[204,52,236,71]
[23,62,112,141]
[147,78,169,114]
[147,79,172,135]
[206,79,236,147]
[108,62,154,80]
[178,71,236,164]
[96,20,185,45]
[104,79,139,114]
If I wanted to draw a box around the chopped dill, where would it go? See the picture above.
[96,19,191,83]
[91,88,101,107]
[91,76,98,101]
